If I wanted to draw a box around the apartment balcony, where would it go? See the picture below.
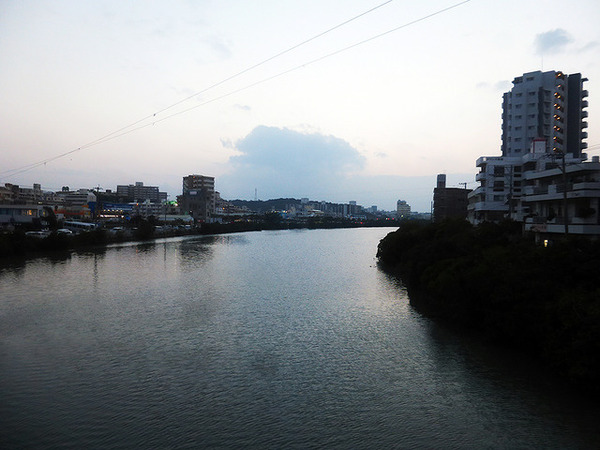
[523,186,548,196]
[581,142,588,149]
[468,201,508,212]
[582,121,588,128]
[572,181,600,191]
[582,89,589,98]
[476,172,487,181]
[582,100,589,108]
[582,111,588,118]
[524,221,600,236]
[476,156,503,167]
[468,186,486,198]
[581,131,588,139]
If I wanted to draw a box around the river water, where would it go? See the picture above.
[1,227,599,448]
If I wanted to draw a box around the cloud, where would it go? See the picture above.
[220,138,234,149]
[218,126,365,200]
[216,126,471,211]
[534,29,573,55]
[476,80,510,92]
[578,41,599,53]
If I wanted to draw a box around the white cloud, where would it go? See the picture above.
[534,29,573,55]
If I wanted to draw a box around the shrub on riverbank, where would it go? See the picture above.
[377,219,600,392]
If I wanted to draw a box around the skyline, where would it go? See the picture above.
[1,0,599,211]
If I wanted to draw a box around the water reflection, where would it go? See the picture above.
[1,228,599,449]
[420,308,600,447]
[177,236,221,268]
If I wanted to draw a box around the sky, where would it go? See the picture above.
[1,0,599,212]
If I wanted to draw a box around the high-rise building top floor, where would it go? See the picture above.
[501,70,588,158]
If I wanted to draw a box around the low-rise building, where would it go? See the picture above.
[433,174,471,222]
[523,156,600,238]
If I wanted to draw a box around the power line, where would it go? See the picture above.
[1,0,397,179]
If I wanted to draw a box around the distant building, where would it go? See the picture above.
[178,174,216,222]
[0,183,51,205]
[116,181,167,203]
[396,200,411,219]
[433,174,471,222]
[0,204,53,227]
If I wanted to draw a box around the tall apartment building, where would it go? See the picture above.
[501,70,588,157]
[179,175,216,222]
[469,70,589,224]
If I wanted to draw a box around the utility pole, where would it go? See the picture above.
[560,153,569,236]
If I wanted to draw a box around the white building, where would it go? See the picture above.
[523,156,600,238]
[501,70,588,158]
[469,70,589,226]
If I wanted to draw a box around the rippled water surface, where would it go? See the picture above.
[1,228,599,448]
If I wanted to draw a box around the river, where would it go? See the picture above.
[1,227,599,448]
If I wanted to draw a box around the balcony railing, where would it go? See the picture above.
[572,181,600,190]
[476,156,503,167]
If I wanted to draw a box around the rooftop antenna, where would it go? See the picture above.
[459,182,467,189]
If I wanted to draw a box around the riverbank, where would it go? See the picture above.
[0,217,398,260]
[376,219,600,395]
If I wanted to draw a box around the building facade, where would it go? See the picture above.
[179,175,216,222]
[116,181,167,203]
[501,70,588,157]
[433,174,471,222]
[469,70,589,228]
[396,200,411,219]
[523,157,600,238]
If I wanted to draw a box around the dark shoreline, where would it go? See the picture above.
[376,219,600,396]
[0,218,398,262]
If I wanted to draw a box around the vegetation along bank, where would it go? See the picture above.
[377,219,600,394]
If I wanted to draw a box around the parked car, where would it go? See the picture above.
[25,231,50,238]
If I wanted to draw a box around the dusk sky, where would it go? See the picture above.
[1,0,599,211]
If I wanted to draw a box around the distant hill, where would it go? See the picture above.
[228,198,302,213]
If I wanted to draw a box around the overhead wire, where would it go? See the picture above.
[3,0,474,179]
[1,0,397,178]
